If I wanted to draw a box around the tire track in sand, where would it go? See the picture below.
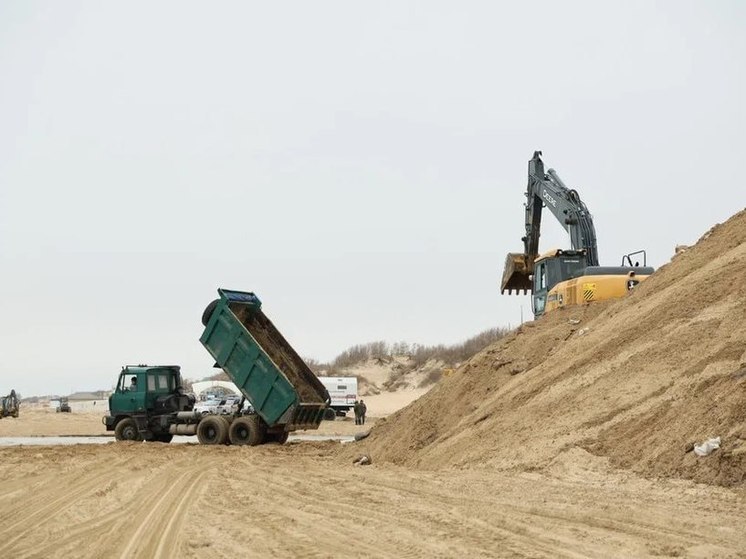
[117,467,207,559]
[25,466,204,559]
[0,460,128,554]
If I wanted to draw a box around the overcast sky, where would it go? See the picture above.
[1,1,744,397]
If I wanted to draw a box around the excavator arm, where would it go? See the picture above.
[501,151,598,294]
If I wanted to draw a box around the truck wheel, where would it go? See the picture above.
[266,431,289,445]
[197,416,228,445]
[229,416,265,446]
[201,299,219,326]
[114,418,140,441]
[324,408,336,421]
[216,416,231,445]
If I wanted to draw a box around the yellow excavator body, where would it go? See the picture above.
[543,270,652,313]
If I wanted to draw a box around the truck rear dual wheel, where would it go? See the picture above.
[228,415,266,446]
[197,415,229,445]
[114,418,141,441]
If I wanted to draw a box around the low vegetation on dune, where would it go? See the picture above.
[304,327,513,393]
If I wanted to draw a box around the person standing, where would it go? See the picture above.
[359,399,367,425]
[353,400,361,425]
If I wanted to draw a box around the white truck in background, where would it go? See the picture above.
[318,376,358,420]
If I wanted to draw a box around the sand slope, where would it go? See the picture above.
[357,209,746,486]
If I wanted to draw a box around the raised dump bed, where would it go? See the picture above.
[200,289,328,431]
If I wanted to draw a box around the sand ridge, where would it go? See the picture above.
[354,209,746,486]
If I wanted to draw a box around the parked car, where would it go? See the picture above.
[194,397,244,416]
[193,399,223,416]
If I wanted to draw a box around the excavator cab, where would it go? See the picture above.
[531,250,588,315]
[501,249,588,297]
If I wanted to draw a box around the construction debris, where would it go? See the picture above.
[693,437,721,457]
[352,454,372,466]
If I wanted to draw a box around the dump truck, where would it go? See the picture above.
[103,288,330,445]
[501,151,654,316]
[0,390,20,418]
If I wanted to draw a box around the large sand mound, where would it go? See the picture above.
[357,209,746,486]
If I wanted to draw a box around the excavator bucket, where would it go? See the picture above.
[501,253,533,294]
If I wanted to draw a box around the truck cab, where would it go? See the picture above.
[105,365,194,441]
[109,365,183,415]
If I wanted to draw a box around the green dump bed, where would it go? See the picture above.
[199,289,328,431]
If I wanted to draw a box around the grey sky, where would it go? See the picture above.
[1,2,744,397]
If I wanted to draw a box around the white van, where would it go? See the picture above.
[318,376,358,419]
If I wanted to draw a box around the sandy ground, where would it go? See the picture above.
[0,441,744,558]
[1,408,745,558]
[359,387,431,416]
[0,407,379,438]
[0,408,111,437]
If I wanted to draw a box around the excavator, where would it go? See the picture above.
[501,151,654,316]
[0,389,20,418]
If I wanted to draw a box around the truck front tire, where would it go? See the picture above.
[114,418,140,441]
[229,416,266,446]
[197,416,228,445]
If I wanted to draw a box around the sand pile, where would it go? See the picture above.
[358,209,746,486]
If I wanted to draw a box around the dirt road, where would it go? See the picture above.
[0,408,376,437]
[0,442,743,558]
